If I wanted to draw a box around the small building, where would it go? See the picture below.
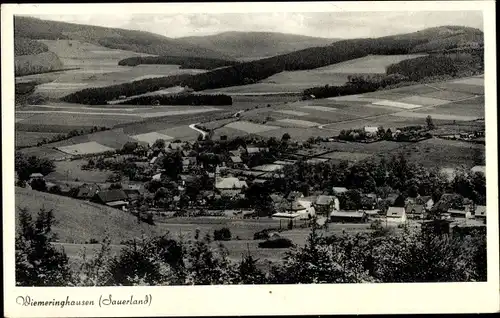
[474,205,486,220]
[332,187,348,195]
[93,189,129,209]
[151,173,162,181]
[405,203,425,219]
[314,195,339,215]
[215,177,248,194]
[386,206,406,223]
[287,191,304,201]
[246,146,268,154]
[440,168,457,182]
[76,183,101,200]
[330,211,367,223]
[124,189,141,203]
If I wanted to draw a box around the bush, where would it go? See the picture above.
[213,228,232,241]
[258,237,294,249]
[253,229,271,240]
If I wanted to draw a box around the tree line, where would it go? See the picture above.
[61,35,450,105]
[116,94,232,106]
[118,56,240,70]
[16,208,486,286]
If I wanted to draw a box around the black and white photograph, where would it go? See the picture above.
[2,1,498,316]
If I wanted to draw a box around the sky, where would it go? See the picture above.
[28,11,483,39]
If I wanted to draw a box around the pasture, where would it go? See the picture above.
[380,137,485,168]
[45,159,113,184]
[57,141,115,155]
[15,131,59,148]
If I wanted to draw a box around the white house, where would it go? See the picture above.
[364,126,379,135]
[386,206,407,223]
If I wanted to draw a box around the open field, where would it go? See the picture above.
[379,137,485,168]
[15,187,164,244]
[311,54,427,74]
[203,54,426,95]
[15,131,59,148]
[57,141,115,155]
[17,40,207,98]
[45,159,113,183]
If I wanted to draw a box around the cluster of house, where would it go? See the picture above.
[268,187,487,225]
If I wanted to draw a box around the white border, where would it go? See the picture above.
[2,2,498,316]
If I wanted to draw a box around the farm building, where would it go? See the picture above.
[332,187,348,195]
[314,195,340,215]
[471,165,486,174]
[474,205,486,220]
[124,189,141,203]
[386,207,407,223]
[229,156,242,164]
[330,211,367,223]
[405,203,425,219]
[76,183,101,200]
[93,189,129,209]
[215,177,248,195]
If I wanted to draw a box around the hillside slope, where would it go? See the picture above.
[368,25,484,53]
[15,187,164,244]
[14,16,232,59]
[177,31,337,60]
[62,25,484,104]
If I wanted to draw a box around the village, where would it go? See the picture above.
[20,125,487,241]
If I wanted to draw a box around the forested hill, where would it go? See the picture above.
[118,56,241,70]
[14,16,233,60]
[62,25,484,105]
[364,25,484,53]
[176,31,338,60]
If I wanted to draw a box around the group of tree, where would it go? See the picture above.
[118,56,240,70]
[303,73,408,99]
[266,154,486,206]
[17,126,109,150]
[117,93,232,106]
[15,153,55,182]
[16,209,486,286]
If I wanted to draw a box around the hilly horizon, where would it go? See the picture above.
[14,16,233,60]
[176,31,339,60]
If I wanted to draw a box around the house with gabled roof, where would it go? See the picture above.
[405,203,425,219]
[93,189,129,209]
[76,183,101,200]
[416,196,434,210]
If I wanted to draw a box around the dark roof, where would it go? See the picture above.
[405,203,424,215]
[124,189,141,201]
[77,184,100,198]
[95,189,128,203]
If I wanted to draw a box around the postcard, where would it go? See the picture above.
[2,1,498,317]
